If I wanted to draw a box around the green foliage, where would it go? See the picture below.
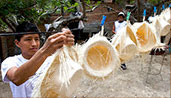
[0,0,82,31]
[115,0,164,5]
[85,0,101,10]
[1,0,163,31]
[0,0,50,30]
[63,2,79,12]
[86,0,91,4]
[96,1,101,5]
[148,0,161,5]
[0,18,7,31]
[130,0,135,4]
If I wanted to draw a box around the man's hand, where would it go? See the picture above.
[41,32,66,57]
[62,28,75,46]
[41,28,75,57]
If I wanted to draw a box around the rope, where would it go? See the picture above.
[0,28,80,36]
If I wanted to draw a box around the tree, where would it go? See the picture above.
[0,0,82,32]
[0,0,104,32]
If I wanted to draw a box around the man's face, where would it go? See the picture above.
[15,34,40,59]
[118,16,124,22]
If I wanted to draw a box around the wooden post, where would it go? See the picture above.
[7,36,15,56]
[0,37,2,62]
[1,36,8,60]
[137,0,141,22]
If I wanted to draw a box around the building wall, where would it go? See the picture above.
[85,3,122,37]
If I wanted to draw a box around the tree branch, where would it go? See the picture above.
[47,14,83,32]
[20,3,37,12]
[86,4,100,12]
[1,17,16,32]
[7,15,18,28]
[80,0,86,18]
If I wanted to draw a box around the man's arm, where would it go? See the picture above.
[112,22,116,34]
[6,30,74,86]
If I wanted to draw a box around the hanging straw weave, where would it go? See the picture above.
[112,23,138,62]
[32,46,83,98]
[133,21,157,53]
[81,33,120,78]
[159,8,171,24]
[151,15,170,36]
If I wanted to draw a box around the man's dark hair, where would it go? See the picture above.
[15,22,39,41]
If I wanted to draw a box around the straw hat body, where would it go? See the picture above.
[32,46,83,98]
[164,32,171,44]
[133,22,157,53]
[152,16,170,36]
[159,8,171,24]
[112,23,138,62]
[81,33,120,78]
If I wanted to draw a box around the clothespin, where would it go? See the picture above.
[100,15,106,35]
[143,9,146,22]
[126,12,131,23]
[169,4,171,8]
[154,6,157,16]
[100,15,107,26]
[162,4,165,10]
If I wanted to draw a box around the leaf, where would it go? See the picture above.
[74,2,79,7]
[64,6,68,11]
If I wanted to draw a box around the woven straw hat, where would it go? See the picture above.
[159,8,171,24]
[112,23,138,62]
[32,46,83,97]
[152,16,170,36]
[81,33,120,78]
[133,21,157,53]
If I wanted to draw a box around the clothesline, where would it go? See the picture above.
[0,28,80,36]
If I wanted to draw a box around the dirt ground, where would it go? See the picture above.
[0,54,170,98]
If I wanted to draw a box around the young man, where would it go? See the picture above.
[112,12,127,70]
[1,22,75,97]
[112,12,127,34]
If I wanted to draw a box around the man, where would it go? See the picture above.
[112,12,127,34]
[1,22,75,97]
[112,12,127,70]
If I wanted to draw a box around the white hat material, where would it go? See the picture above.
[133,21,157,53]
[151,15,170,36]
[81,33,120,78]
[32,46,83,97]
[159,8,171,24]
[112,23,138,62]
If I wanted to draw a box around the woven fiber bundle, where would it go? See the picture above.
[81,33,120,78]
[164,32,171,45]
[159,8,171,24]
[32,46,83,98]
[133,22,157,53]
[112,23,138,62]
[151,16,170,36]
